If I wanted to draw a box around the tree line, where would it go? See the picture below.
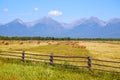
[0,36,120,41]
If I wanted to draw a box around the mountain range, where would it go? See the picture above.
[0,17,120,38]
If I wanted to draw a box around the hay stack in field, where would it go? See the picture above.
[37,41,40,44]
[29,41,32,43]
[20,42,23,45]
[48,43,51,45]
[65,43,69,45]
[71,44,86,49]
[72,45,77,48]
[56,43,60,45]
[4,42,9,45]
[1,41,5,44]
[77,45,86,49]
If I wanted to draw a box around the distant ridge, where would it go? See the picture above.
[0,17,120,38]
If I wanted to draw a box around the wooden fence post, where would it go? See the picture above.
[50,53,54,65]
[22,51,25,62]
[87,56,92,71]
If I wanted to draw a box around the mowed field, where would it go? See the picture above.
[0,40,120,80]
[0,40,120,60]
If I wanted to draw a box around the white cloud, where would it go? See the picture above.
[3,8,8,12]
[48,10,62,16]
[34,8,39,11]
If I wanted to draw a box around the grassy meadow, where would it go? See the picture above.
[0,40,120,80]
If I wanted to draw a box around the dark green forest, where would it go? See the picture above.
[0,36,120,41]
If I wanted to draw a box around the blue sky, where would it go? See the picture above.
[0,0,120,23]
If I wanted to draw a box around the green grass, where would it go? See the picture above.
[25,44,90,56]
[0,58,120,80]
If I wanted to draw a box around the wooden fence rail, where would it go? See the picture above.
[92,58,120,63]
[0,50,120,73]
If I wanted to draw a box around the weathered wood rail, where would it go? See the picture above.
[0,51,120,73]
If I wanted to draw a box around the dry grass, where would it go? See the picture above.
[0,40,120,61]
[78,41,120,61]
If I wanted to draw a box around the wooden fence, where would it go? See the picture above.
[0,51,120,73]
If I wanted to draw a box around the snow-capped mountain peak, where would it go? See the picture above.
[12,18,24,24]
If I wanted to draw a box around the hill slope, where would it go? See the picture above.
[0,17,120,38]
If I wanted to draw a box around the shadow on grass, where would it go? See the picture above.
[0,57,120,79]
[0,57,88,73]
